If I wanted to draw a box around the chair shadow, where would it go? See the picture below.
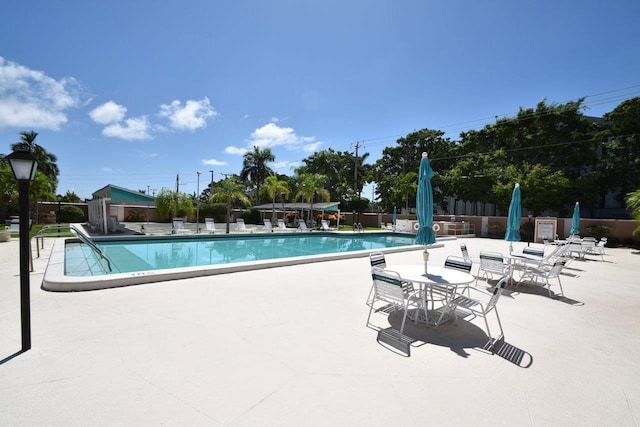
[380,311,532,367]
[0,349,26,365]
[506,282,584,305]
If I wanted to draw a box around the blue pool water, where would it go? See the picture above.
[65,232,418,276]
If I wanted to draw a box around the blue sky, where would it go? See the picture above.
[1,0,639,201]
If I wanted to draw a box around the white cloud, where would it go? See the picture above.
[225,146,249,155]
[271,116,280,122]
[89,101,127,124]
[0,56,84,130]
[101,167,113,172]
[250,123,301,149]
[102,116,152,140]
[303,141,323,152]
[247,122,322,153]
[159,97,217,131]
[202,158,226,166]
[273,161,301,170]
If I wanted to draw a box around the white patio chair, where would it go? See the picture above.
[522,247,544,258]
[367,252,414,306]
[476,251,509,286]
[445,254,473,286]
[263,219,274,232]
[567,241,586,259]
[518,260,566,297]
[585,239,606,261]
[449,277,507,350]
[367,252,387,306]
[369,251,386,270]
[444,255,473,274]
[366,269,427,338]
[460,243,471,262]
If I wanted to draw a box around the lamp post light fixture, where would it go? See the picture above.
[6,148,38,352]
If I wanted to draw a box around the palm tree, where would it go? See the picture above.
[210,178,251,233]
[260,175,290,222]
[295,173,330,226]
[10,131,60,191]
[626,189,640,235]
[240,146,275,204]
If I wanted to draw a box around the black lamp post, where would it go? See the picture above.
[528,214,533,247]
[56,194,63,237]
[6,149,38,352]
[56,193,63,220]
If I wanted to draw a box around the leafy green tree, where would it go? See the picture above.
[299,148,368,201]
[598,97,640,205]
[59,205,85,223]
[155,188,194,221]
[373,128,457,212]
[260,175,290,222]
[394,172,418,212]
[240,146,275,204]
[61,190,82,203]
[210,178,251,233]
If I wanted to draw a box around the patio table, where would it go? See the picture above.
[504,252,545,284]
[392,265,474,327]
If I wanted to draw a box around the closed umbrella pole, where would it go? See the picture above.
[415,152,436,274]
[392,206,397,230]
[505,183,522,253]
[570,202,580,237]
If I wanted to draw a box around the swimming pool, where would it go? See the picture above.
[43,232,430,291]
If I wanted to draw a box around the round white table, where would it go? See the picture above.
[391,265,474,326]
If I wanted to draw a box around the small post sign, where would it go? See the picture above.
[534,217,557,243]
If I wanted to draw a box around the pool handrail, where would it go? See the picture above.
[30,224,113,273]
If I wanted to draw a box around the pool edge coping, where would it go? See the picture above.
[43,238,444,292]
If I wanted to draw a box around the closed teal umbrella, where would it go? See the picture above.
[570,202,580,236]
[505,183,521,253]
[392,206,397,227]
[416,153,436,273]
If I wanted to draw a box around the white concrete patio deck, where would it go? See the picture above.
[1,235,639,426]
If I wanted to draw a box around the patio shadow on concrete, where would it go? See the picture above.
[380,310,532,366]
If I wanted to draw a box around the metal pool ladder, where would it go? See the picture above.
[30,224,114,273]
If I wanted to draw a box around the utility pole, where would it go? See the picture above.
[353,141,360,196]
[209,170,214,187]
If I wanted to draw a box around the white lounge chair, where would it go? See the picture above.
[263,219,274,232]
[320,220,335,231]
[172,218,191,234]
[298,221,311,232]
[235,218,255,233]
[204,218,221,233]
[277,219,295,232]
